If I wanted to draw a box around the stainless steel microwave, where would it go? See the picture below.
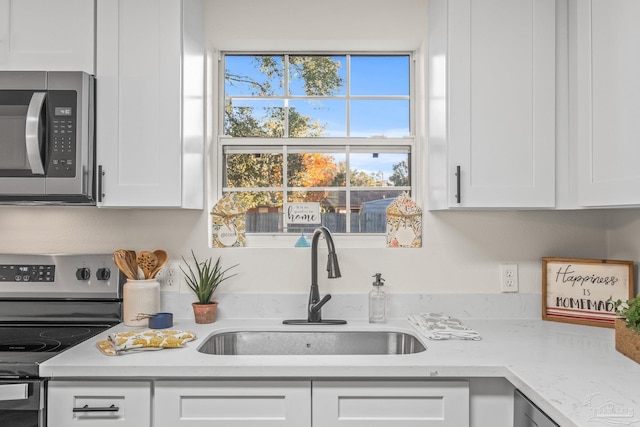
[0,71,95,204]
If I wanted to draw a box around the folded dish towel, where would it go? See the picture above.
[96,329,196,356]
[407,313,481,341]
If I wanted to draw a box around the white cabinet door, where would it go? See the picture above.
[575,0,640,206]
[0,0,94,73]
[154,380,311,427]
[428,0,556,209]
[47,380,151,427]
[312,380,470,427]
[96,0,204,208]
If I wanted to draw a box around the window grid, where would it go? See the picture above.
[219,53,414,235]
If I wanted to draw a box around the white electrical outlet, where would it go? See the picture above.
[158,261,181,293]
[501,264,519,293]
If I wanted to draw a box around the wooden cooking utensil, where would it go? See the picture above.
[149,249,168,279]
[113,249,137,280]
[124,250,138,278]
[137,251,158,279]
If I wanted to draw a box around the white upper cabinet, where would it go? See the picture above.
[428,0,556,209]
[0,0,94,73]
[574,0,640,207]
[96,0,204,208]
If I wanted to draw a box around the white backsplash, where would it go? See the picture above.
[161,292,541,320]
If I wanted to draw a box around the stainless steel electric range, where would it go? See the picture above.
[0,254,122,427]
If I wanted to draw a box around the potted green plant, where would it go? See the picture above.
[612,295,640,364]
[181,251,238,324]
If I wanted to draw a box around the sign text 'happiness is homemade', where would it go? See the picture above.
[542,257,634,328]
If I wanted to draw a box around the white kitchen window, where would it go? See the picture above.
[218,53,415,236]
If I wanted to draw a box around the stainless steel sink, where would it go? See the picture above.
[197,330,426,355]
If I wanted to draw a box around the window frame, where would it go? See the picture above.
[215,51,417,244]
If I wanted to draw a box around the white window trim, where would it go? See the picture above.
[210,51,421,249]
[246,233,388,249]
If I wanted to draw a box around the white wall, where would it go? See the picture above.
[0,0,622,297]
[0,205,610,295]
[606,210,640,289]
[205,0,429,52]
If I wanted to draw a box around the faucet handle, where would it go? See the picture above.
[310,294,332,314]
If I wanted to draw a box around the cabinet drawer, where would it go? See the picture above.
[313,380,469,427]
[155,380,311,427]
[47,380,151,427]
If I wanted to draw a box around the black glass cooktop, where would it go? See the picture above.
[0,325,110,352]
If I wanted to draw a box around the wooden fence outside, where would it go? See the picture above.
[245,212,387,234]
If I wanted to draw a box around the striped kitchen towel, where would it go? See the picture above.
[407,313,481,340]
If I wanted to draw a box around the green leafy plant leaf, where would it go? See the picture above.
[180,251,238,304]
[612,296,640,333]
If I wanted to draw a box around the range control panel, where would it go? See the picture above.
[0,254,120,298]
[0,264,55,282]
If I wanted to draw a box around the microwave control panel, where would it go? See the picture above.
[47,91,77,178]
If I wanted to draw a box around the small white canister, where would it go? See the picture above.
[123,279,161,326]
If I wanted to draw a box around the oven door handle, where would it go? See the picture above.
[0,383,29,401]
[73,404,120,413]
[25,92,47,176]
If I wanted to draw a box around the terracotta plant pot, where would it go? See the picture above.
[615,318,640,364]
[192,301,218,324]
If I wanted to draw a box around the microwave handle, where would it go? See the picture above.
[25,92,46,175]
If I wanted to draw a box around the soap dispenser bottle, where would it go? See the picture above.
[369,273,387,323]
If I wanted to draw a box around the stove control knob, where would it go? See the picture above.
[75,267,91,281]
[96,268,111,281]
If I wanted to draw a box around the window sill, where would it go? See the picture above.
[243,233,388,249]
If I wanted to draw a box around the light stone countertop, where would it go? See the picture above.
[40,317,640,427]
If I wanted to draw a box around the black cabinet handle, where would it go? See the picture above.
[98,165,104,203]
[73,404,119,413]
[455,165,461,204]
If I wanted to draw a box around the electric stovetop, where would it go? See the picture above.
[0,324,112,377]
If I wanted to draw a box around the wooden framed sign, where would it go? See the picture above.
[542,257,634,328]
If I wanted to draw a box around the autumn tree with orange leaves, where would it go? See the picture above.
[224,56,343,209]
[287,153,339,203]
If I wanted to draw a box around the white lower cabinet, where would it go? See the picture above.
[154,380,311,427]
[469,377,514,427]
[313,380,469,427]
[48,379,469,427]
[47,380,151,427]
[154,379,469,427]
